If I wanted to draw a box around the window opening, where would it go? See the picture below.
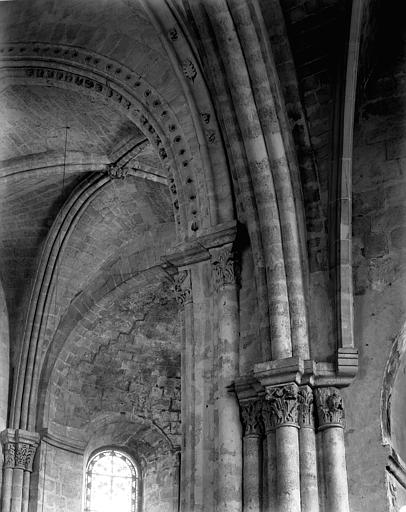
[84,449,138,512]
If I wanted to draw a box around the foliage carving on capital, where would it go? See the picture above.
[3,442,15,469]
[261,397,276,432]
[240,400,263,437]
[211,245,239,291]
[265,383,299,427]
[15,442,37,471]
[172,271,192,307]
[315,387,345,429]
[298,386,315,428]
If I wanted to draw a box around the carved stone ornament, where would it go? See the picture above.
[3,442,16,469]
[182,59,197,82]
[211,246,239,291]
[298,386,315,428]
[172,271,192,307]
[315,387,345,430]
[106,163,129,179]
[168,27,178,41]
[240,400,263,437]
[265,383,299,428]
[15,442,37,471]
[261,397,276,433]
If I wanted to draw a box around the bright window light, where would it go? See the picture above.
[84,449,138,512]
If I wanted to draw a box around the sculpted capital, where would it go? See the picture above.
[210,245,239,291]
[15,442,37,471]
[265,383,299,428]
[315,387,345,429]
[240,399,263,437]
[172,270,192,307]
[298,386,315,428]
[3,442,15,469]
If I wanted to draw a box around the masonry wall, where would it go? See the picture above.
[30,442,83,512]
[344,22,406,510]
[143,452,179,512]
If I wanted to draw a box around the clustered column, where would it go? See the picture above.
[238,386,348,512]
[1,429,39,512]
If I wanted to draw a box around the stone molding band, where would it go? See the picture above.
[239,386,345,436]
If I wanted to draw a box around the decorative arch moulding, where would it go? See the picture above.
[0,41,210,237]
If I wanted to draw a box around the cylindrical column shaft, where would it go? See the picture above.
[265,430,277,511]
[10,468,23,512]
[243,435,262,512]
[212,246,242,512]
[315,388,349,512]
[265,384,301,512]
[2,467,13,512]
[275,426,300,512]
[172,271,193,512]
[240,400,263,512]
[323,428,349,512]
[21,471,30,512]
[299,427,319,512]
[298,386,319,512]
